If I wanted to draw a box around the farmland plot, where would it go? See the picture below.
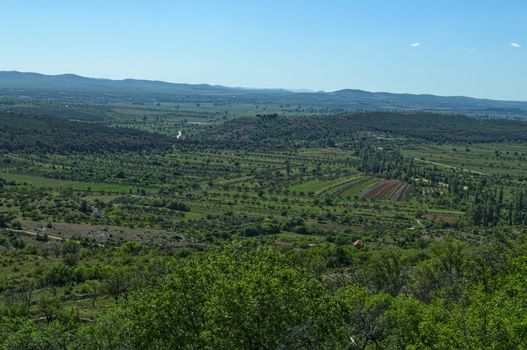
[358,179,408,201]
[290,175,384,198]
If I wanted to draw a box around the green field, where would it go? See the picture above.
[403,143,527,177]
[1,172,138,192]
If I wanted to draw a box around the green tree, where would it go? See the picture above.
[100,242,340,349]
[61,240,81,266]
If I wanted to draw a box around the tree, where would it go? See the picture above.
[109,242,340,349]
[335,284,391,350]
[0,212,15,228]
[104,268,132,303]
[61,240,80,266]
[37,295,61,324]
[79,200,91,214]
[84,280,102,308]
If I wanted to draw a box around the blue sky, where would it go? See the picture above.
[1,0,526,100]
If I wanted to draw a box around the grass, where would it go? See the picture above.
[289,179,336,193]
[1,172,149,193]
[402,143,527,177]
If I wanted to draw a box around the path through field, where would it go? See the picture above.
[3,228,105,247]
[414,158,487,175]
[3,228,63,241]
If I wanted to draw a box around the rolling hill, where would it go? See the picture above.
[1,71,527,117]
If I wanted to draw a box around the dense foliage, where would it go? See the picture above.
[203,112,527,149]
[0,113,175,153]
[2,237,527,349]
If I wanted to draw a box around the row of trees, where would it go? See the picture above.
[355,141,527,227]
[472,187,527,226]
[357,145,416,181]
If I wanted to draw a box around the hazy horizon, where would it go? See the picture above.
[1,0,526,100]
[5,69,527,103]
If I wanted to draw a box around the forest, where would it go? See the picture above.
[2,96,527,349]
[203,112,527,149]
[0,114,174,153]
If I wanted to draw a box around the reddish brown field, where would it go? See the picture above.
[362,179,402,200]
[390,183,410,201]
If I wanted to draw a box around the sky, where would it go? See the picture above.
[0,0,526,100]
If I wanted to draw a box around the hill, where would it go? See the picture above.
[1,71,527,117]
[201,112,527,149]
[0,112,175,153]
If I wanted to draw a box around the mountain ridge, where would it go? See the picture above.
[1,71,527,117]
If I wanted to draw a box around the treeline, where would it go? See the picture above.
[356,142,472,190]
[364,148,527,227]
[202,111,527,149]
[0,113,175,153]
[471,187,527,226]
[355,142,527,227]
[358,145,416,180]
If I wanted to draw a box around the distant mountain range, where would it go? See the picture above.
[1,71,527,118]
[0,71,259,94]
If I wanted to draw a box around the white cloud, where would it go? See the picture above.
[464,48,477,52]
[410,42,421,48]
[510,42,521,48]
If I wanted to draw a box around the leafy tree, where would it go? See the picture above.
[335,284,391,349]
[104,242,340,349]
[61,240,81,266]
[104,268,132,303]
